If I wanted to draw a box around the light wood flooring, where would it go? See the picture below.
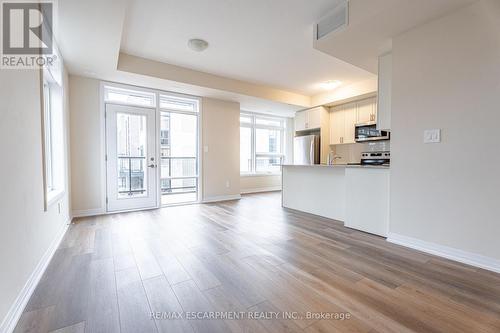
[14,192,500,333]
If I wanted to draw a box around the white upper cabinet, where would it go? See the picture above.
[344,103,357,144]
[295,106,330,163]
[307,107,322,130]
[294,106,324,131]
[294,110,307,131]
[377,53,392,130]
[356,97,377,124]
[329,106,344,145]
[329,103,357,145]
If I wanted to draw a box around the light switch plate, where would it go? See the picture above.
[424,129,441,143]
[204,145,209,153]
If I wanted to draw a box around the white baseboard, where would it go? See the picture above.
[72,208,105,218]
[0,219,70,333]
[387,233,500,274]
[202,194,241,203]
[241,186,281,194]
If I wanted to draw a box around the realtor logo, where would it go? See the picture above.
[1,1,55,68]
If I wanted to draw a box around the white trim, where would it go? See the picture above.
[99,82,107,214]
[202,194,242,203]
[197,98,203,204]
[241,186,282,194]
[71,208,106,218]
[387,233,500,274]
[0,220,70,333]
[46,189,65,208]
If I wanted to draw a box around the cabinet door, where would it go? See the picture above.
[372,98,378,123]
[307,107,322,130]
[343,103,357,144]
[294,111,306,131]
[329,107,344,145]
[356,98,374,124]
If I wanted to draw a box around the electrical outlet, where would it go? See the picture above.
[225,180,230,188]
[424,129,441,144]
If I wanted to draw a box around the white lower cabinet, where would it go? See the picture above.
[282,165,390,237]
[345,168,390,237]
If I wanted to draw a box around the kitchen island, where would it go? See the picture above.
[282,164,390,236]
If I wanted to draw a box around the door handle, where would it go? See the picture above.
[148,164,156,168]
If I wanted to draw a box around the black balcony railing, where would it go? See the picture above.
[118,156,146,196]
[117,156,198,196]
[160,156,197,194]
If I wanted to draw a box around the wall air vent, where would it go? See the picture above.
[316,0,349,40]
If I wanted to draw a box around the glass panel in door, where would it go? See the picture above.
[106,104,157,212]
[116,113,148,198]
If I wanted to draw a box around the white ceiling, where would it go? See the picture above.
[314,0,478,73]
[56,0,477,115]
[120,0,375,96]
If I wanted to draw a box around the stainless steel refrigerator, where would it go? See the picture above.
[293,135,320,165]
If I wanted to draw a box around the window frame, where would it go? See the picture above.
[104,85,157,108]
[43,81,54,193]
[240,112,285,176]
[42,71,65,209]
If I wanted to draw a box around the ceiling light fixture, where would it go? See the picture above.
[320,80,342,90]
[188,38,209,52]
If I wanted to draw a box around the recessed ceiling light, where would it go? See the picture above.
[188,38,209,52]
[320,80,342,90]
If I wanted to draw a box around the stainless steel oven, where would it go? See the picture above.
[355,124,390,142]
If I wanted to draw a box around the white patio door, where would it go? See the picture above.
[106,104,157,212]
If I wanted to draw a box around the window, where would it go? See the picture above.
[104,86,156,107]
[160,95,199,112]
[43,82,54,192]
[240,112,286,174]
[42,71,65,207]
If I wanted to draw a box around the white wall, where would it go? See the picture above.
[390,0,500,260]
[201,98,241,200]
[69,76,103,215]
[0,69,71,328]
[241,175,281,194]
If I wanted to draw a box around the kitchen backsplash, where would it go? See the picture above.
[331,141,390,164]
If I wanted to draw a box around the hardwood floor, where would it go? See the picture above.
[15,192,500,333]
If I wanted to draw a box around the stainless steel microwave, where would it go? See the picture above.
[355,124,390,142]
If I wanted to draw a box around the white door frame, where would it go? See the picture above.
[99,81,203,214]
[105,104,158,212]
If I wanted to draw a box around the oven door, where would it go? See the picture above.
[355,124,390,142]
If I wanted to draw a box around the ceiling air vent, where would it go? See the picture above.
[316,1,349,40]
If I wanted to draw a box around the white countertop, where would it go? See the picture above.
[282,164,389,169]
